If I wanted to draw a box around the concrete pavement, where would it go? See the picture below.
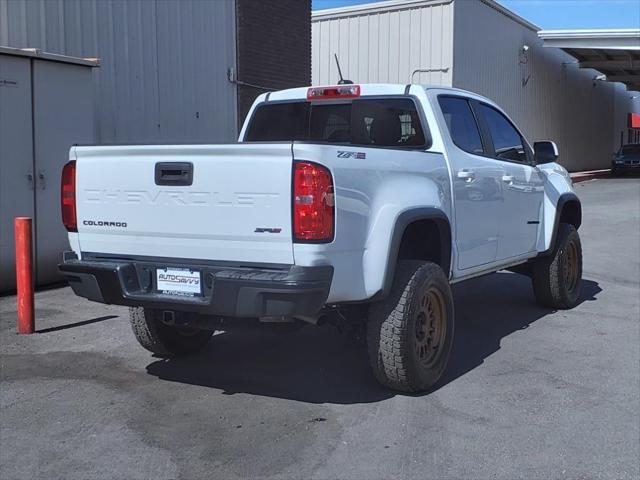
[1,178,639,480]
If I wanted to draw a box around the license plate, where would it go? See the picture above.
[156,267,202,296]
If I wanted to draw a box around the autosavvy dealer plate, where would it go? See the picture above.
[156,267,202,296]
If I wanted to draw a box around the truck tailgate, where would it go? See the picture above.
[74,143,294,265]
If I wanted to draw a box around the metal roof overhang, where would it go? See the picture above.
[538,29,640,92]
[0,46,99,67]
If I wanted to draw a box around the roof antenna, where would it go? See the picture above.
[334,54,353,85]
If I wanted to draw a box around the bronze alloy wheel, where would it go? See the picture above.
[414,287,446,368]
[565,238,580,293]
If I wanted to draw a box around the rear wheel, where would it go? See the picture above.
[532,223,582,309]
[367,261,454,392]
[129,307,213,356]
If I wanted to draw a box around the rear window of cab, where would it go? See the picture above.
[244,98,428,149]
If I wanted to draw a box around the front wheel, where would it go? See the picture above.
[532,223,582,309]
[367,261,454,393]
[129,307,213,356]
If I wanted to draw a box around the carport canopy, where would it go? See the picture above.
[538,29,640,92]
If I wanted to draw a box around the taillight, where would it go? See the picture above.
[293,161,334,242]
[61,161,77,232]
[307,84,360,100]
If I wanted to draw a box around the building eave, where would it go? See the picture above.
[538,29,640,92]
[538,29,640,50]
[0,46,100,67]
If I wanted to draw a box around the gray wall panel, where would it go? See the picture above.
[0,0,237,144]
[312,0,454,86]
[0,54,34,292]
[31,59,95,285]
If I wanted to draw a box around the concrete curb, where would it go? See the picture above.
[570,169,610,183]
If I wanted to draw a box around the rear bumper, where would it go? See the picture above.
[58,253,333,318]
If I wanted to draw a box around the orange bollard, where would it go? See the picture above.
[15,217,35,334]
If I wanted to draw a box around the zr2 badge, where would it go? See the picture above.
[337,151,366,159]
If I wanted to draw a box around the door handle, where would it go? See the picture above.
[501,175,514,183]
[457,169,475,181]
[37,171,46,190]
[26,172,34,190]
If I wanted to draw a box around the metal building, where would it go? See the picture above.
[0,0,311,291]
[0,0,311,145]
[0,0,236,144]
[312,0,640,171]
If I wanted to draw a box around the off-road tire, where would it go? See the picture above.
[367,261,454,392]
[532,223,582,309]
[129,307,213,356]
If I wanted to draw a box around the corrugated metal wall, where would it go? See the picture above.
[0,0,237,144]
[312,0,454,86]
[452,0,627,171]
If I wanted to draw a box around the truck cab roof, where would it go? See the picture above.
[262,83,494,105]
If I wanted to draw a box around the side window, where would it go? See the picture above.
[437,97,484,154]
[477,104,527,163]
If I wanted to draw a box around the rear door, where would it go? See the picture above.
[474,102,544,259]
[75,143,294,265]
[436,95,505,270]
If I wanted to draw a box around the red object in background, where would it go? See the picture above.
[629,113,640,129]
[15,217,35,334]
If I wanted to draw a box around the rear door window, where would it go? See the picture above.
[245,98,427,149]
[437,97,484,154]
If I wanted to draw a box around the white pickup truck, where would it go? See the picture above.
[59,83,582,392]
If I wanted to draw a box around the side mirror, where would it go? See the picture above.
[534,141,559,165]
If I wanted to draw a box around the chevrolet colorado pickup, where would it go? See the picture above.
[59,84,582,392]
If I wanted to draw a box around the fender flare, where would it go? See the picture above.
[542,192,582,256]
[378,208,452,298]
